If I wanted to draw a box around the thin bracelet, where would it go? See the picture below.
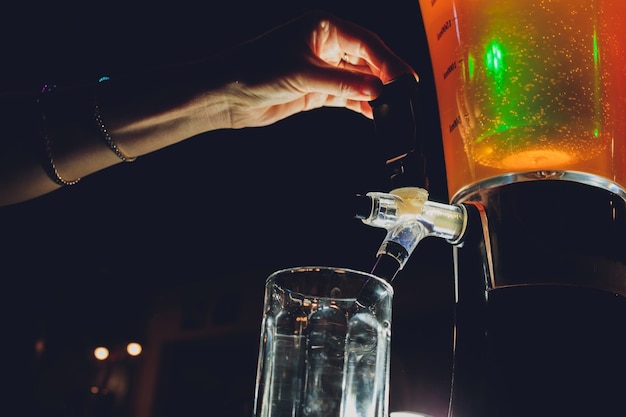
[37,84,81,186]
[94,76,136,162]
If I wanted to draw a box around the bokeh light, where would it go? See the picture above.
[94,346,110,360]
[126,342,142,357]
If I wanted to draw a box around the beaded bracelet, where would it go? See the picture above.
[37,84,81,186]
[94,76,136,162]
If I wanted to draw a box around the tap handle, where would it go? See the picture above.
[369,73,428,190]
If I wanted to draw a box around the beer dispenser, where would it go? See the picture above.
[358,1,626,416]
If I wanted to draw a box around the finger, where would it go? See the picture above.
[326,97,374,119]
[244,93,372,127]
[335,52,380,77]
[293,63,383,101]
[326,16,417,83]
[319,96,376,119]
[339,59,381,77]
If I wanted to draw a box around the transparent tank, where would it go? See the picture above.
[404,2,626,416]
[418,0,626,201]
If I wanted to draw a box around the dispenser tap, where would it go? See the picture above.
[362,75,466,282]
[357,187,467,280]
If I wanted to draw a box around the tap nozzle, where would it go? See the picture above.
[359,187,466,242]
[358,187,467,276]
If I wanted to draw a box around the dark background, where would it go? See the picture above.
[1,1,455,416]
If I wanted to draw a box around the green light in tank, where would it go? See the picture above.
[485,40,506,92]
[485,41,504,75]
[462,53,476,84]
[486,42,503,71]
[593,29,599,66]
[593,26,601,138]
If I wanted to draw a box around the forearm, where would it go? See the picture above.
[94,58,235,157]
[0,56,236,207]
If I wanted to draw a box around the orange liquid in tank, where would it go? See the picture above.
[419,0,626,199]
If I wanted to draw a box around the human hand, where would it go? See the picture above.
[222,11,417,128]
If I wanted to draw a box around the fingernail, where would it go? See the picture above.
[361,80,382,98]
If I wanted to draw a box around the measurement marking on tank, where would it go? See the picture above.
[449,115,462,133]
[443,60,457,80]
[436,19,456,40]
